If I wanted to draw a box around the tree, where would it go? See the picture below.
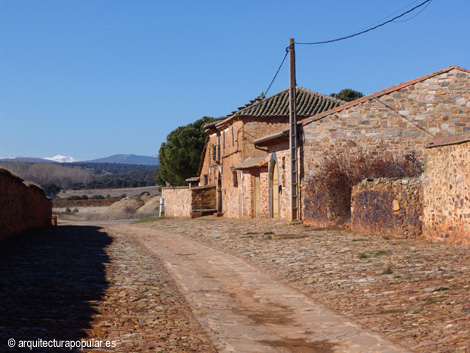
[330,88,364,102]
[156,116,216,186]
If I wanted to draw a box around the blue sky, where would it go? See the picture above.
[1,0,468,161]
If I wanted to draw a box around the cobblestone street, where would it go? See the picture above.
[140,217,470,353]
[0,225,215,352]
[1,218,469,353]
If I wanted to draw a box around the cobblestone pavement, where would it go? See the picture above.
[138,217,470,353]
[0,225,216,352]
[112,224,408,353]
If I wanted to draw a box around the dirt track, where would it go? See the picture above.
[108,223,408,353]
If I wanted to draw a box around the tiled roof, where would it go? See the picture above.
[426,133,470,149]
[257,65,470,144]
[253,131,289,147]
[235,156,269,170]
[214,87,344,129]
[236,87,343,117]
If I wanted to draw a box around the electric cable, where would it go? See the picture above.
[295,0,432,46]
[264,48,289,97]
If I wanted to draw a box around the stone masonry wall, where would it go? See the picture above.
[0,168,52,242]
[351,178,423,239]
[300,67,470,224]
[423,135,470,245]
[161,187,192,217]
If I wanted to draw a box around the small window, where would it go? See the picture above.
[204,174,208,186]
[212,144,216,162]
[233,170,238,187]
[217,132,221,162]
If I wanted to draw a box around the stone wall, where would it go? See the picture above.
[423,135,470,245]
[0,168,52,241]
[351,178,423,239]
[161,187,192,217]
[191,186,216,210]
[302,177,330,227]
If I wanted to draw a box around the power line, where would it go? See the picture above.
[264,48,289,97]
[263,1,432,96]
[296,0,432,46]
[394,0,432,23]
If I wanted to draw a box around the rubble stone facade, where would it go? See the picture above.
[423,135,470,245]
[351,178,423,239]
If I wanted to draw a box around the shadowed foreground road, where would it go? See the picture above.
[0,226,111,352]
[0,225,215,352]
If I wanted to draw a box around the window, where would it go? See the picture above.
[217,132,221,162]
[212,144,216,162]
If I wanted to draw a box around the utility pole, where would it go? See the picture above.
[288,38,299,221]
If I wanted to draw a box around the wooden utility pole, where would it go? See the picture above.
[288,38,299,221]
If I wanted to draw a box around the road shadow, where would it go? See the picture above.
[0,226,112,352]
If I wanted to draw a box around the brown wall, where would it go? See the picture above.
[351,178,423,239]
[423,136,470,245]
[0,168,52,241]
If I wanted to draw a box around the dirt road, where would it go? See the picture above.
[109,224,409,353]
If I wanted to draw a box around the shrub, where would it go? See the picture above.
[303,149,423,224]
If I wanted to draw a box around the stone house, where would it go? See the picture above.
[254,65,470,224]
[195,87,344,219]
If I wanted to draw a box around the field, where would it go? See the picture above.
[54,186,161,222]
[58,185,160,198]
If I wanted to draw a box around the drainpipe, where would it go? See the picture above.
[159,197,164,217]
[240,171,244,218]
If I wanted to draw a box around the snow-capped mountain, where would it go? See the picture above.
[44,155,79,163]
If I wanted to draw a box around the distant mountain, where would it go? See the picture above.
[85,154,158,166]
[45,155,79,163]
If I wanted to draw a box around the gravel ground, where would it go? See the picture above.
[141,217,470,353]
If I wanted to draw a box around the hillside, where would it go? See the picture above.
[86,154,158,165]
[0,161,158,193]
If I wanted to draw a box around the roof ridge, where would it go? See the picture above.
[301,65,469,126]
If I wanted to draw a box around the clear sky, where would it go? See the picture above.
[1,0,468,161]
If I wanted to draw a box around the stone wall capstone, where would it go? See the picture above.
[0,168,52,242]
[351,178,423,239]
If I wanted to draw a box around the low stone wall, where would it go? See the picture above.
[161,187,192,217]
[351,178,422,239]
[0,168,52,241]
[302,177,350,227]
[191,186,216,210]
[423,135,470,245]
